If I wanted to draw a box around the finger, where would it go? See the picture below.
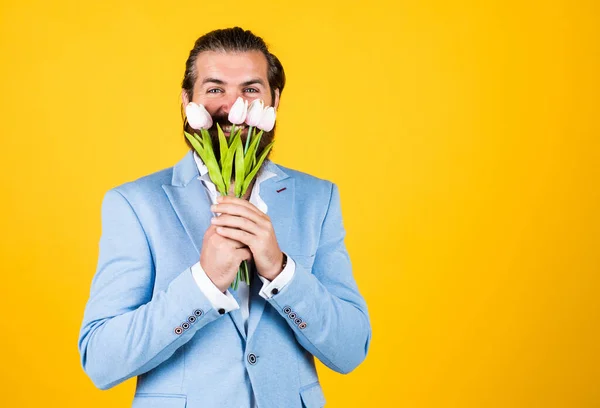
[211,203,266,224]
[217,195,263,214]
[211,214,261,236]
[215,226,254,248]
[216,196,267,219]
[236,247,253,262]
[210,227,247,249]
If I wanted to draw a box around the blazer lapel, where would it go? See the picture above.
[228,288,246,340]
[247,161,295,340]
[161,151,246,339]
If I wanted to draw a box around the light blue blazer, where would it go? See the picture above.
[78,151,371,408]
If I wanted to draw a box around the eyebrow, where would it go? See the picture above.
[241,78,266,87]
[201,77,225,85]
[201,77,266,87]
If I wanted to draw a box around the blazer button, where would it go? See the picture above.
[299,322,307,330]
[289,312,297,319]
[294,318,302,325]
[174,327,183,335]
[271,288,279,295]
[218,308,226,315]
[247,353,257,365]
[188,315,197,324]
[194,309,203,317]
[182,322,190,330]
[283,306,292,315]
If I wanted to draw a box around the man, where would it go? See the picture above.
[78,27,371,408]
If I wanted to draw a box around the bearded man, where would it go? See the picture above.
[79,27,371,408]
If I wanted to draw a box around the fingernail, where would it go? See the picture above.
[211,205,217,211]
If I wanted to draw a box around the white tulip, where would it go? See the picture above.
[245,99,265,127]
[257,106,276,132]
[185,102,213,130]
[228,97,248,125]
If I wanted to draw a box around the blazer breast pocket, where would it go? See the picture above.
[132,393,186,408]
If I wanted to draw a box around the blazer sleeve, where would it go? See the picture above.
[78,189,223,390]
[266,182,372,374]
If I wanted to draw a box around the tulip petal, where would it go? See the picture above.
[228,97,248,125]
[245,99,265,127]
[186,102,213,130]
[257,107,276,132]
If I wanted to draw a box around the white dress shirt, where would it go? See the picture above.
[190,152,295,333]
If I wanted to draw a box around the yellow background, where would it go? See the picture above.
[1,0,598,406]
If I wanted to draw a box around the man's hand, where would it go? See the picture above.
[200,224,253,292]
[210,196,284,281]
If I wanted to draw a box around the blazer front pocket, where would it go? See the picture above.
[132,393,186,408]
[299,381,326,408]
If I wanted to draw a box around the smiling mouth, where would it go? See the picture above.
[222,125,247,133]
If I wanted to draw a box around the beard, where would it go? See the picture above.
[184,114,276,168]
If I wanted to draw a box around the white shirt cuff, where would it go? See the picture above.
[191,261,239,313]
[258,253,296,299]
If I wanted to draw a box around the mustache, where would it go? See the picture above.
[210,114,238,130]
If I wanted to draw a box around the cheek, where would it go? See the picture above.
[260,93,273,107]
[193,97,220,115]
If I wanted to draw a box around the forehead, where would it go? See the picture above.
[194,50,269,84]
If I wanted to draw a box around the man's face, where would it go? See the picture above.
[183,50,279,148]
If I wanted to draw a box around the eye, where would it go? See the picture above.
[244,88,259,93]
[207,88,223,94]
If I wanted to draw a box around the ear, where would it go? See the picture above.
[273,88,280,110]
[181,90,190,106]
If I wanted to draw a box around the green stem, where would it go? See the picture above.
[244,126,253,154]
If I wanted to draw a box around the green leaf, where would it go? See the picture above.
[234,128,245,197]
[222,132,241,194]
[184,131,205,158]
[241,141,274,194]
[201,130,227,194]
[244,261,250,284]
[193,131,204,145]
[217,123,228,168]
[244,130,263,177]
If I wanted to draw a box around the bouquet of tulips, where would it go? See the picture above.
[184,97,276,289]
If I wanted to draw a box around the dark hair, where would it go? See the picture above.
[180,27,285,149]
[182,27,285,105]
